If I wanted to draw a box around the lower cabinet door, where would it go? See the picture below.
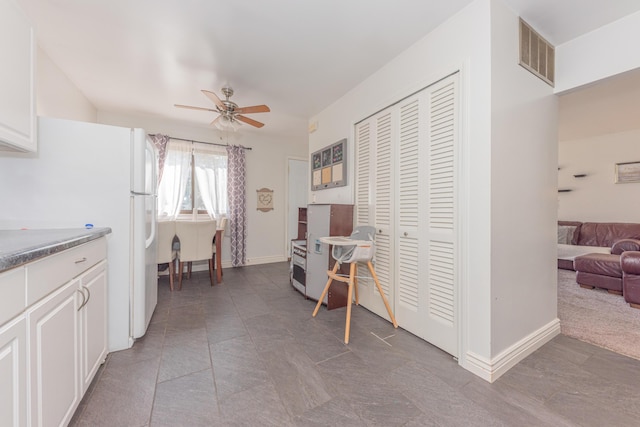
[80,261,107,393]
[0,316,27,427]
[28,280,80,427]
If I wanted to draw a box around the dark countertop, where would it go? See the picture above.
[0,227,112,273]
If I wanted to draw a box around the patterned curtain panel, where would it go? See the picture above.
[226,145,247,267]
[149,134,170,185]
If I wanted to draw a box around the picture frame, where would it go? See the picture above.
[615,161,640,184]
[310,138,347,190]
[256,187,274,212]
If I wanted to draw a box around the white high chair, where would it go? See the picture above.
[312,226,398,344]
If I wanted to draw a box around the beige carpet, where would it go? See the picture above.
[558,269,640,360]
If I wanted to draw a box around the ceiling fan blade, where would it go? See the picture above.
[234,105,271,114]
[201,90,225,110]
[175,104,218,113]
[236,115,265,128]
[210,116,223,127]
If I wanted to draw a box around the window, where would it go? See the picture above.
[157,140,228,219]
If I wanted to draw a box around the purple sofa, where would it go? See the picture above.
[560,221,640,302]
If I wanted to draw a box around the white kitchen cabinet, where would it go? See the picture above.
[79,261,107,394]
[26,240,108,427]
[0,236,107,427]
[0,316,27,427]
[0,266,27,427]
[27,280,81,427]
[0,0,37,152]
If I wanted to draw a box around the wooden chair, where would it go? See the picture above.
[212,217,227,276]
[312,226,398,343]
[156,220,177,291]
[175,220,217,289]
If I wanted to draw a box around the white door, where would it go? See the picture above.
[132,137,157,339]
[354,109,396,321]
[355,73,460,356]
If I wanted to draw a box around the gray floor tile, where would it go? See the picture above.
[210,335,271,400]
[218,382,294,427]
[260,342,335,417]
[158,327,211,383]
[150,369,220,427]
[73,357,158,426]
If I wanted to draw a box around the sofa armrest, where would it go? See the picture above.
[611,239,640,255]
[621,251,640,275]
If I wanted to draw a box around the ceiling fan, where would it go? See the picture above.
[175,86,270,128]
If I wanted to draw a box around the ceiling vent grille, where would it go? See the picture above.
[519,18,555,87]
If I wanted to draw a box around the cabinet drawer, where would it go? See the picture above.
[0,266,26,325]
[26,238,107,306]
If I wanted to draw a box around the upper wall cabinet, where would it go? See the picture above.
[0,0,37,152]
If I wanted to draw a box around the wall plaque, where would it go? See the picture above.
[311,138,346,190]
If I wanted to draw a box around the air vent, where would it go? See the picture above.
[519,18,555,86]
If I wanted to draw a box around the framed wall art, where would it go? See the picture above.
[311,138,346,190]
[256,187,274,212]
[615,161,640,184]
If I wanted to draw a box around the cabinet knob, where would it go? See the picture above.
[404,232,408,237]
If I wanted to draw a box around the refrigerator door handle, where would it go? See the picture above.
[146,195,157,249]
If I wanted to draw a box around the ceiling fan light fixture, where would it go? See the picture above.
[177,86,269,129]
[213,115,241,132]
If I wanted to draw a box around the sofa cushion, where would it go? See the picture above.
[558,221,583,245]
[574,253,622,278]
[557,225,577,244]
[577,222,640,248]
[557,244,610,261]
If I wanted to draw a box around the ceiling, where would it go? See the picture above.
[16,0,640,138]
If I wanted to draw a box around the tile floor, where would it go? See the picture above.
[70,262,640,426]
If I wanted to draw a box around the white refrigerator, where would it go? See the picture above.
[0,117,157,352]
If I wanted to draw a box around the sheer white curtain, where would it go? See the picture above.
[194,143,228,219]
[157,140,191,219]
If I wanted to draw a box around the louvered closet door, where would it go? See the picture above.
[355,73,459,356]
[353,110,396,321]
[394,92,424,333]
[392,76,459,357]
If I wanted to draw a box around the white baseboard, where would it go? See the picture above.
[462,318,561,383]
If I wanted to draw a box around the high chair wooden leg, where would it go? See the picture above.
[353,263,359,305]
[344,262,357,344]
[312,262,340,317]
[367,261,398,328]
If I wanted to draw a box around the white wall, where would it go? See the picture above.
[489,0,559,366]
[555,10,640,94]
[98,111,308,265]
[36,47,97,122]
[559,129,640,223]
